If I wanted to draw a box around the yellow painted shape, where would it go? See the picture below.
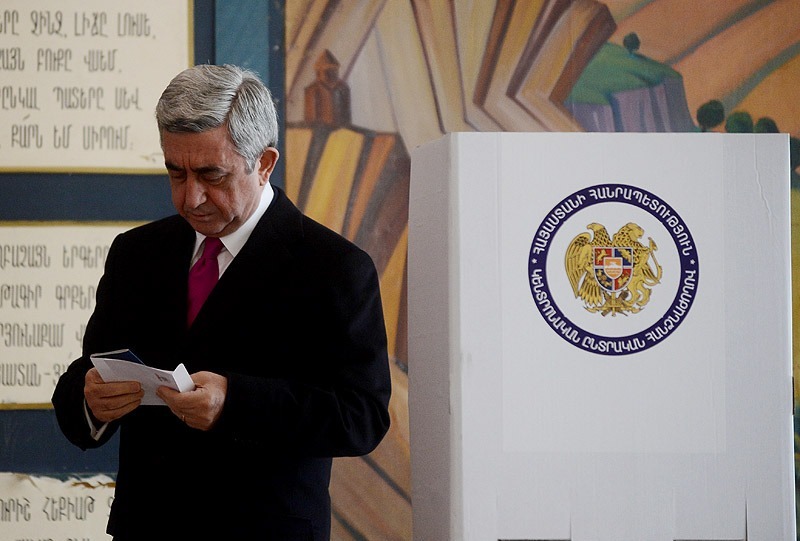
[304,129,364,233]
[285,127,313,204]
[380,224,408,362]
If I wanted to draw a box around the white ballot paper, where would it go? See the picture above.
[90,349,195,406]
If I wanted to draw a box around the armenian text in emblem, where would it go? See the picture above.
[565,222,662,316]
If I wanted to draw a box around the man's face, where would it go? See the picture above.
[162,126,276,237]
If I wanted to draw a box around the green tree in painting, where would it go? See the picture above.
[725,111,754,133]
[754,117,780,133]
[704,108,797,179]
[623,32,640,55]
[696,100,725,132]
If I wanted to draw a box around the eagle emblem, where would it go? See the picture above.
[565,222,662,316]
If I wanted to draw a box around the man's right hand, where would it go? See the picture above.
[84,367,144,422]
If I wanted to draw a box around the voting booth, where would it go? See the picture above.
[407,132,794,541]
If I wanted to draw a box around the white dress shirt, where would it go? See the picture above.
[189,182,274,274]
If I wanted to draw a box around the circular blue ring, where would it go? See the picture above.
[528,184,699,355]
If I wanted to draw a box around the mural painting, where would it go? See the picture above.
[284,0,800,539]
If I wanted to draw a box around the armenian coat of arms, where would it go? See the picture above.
[565,222,662,316]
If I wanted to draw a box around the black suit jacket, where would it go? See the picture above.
[52,187,392,541]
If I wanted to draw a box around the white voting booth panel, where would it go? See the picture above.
[407,132,794,541]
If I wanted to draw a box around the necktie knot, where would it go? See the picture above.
[201,237,224,260]
[187,237,224,326]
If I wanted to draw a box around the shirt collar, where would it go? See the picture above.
[193,182,274,257]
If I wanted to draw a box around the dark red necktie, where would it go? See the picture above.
[187,237,224,325]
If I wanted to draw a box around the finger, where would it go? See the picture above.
[93,392,143,413]
[156,385,180,400]
[90,396,142,423]
[85,368,104,384]
[85,383,143,405]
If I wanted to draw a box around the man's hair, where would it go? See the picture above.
[156,64,279,172]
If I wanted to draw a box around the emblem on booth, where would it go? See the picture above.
[565,222,663,316]
[528,184,698,356]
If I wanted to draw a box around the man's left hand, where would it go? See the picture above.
[157,371,228,430]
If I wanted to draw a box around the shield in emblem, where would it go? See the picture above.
[593,247,633,292]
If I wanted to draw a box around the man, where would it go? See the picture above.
[51,64,392,541]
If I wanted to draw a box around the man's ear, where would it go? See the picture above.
[258,148,280,184]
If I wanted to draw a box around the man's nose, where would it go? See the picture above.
[184,177,207,207]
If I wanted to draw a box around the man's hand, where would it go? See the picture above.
[84,367,144,423]
[157,371,228,431]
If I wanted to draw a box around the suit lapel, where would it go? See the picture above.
[187,187,303,332]
[156,217,198,334]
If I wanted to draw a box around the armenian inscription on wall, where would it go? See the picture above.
[0,473,114,540]
[0,0,189,172]
[0,224,137,405]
